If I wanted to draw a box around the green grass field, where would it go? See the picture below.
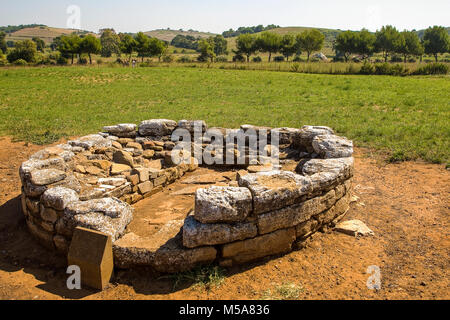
[0,66,448,164]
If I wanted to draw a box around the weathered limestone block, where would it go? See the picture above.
[183,216,258,248]
[98,177,127,187]
[272,127,301,145]
[238,171,312,215]
[25,196,41,217]
[40,205,59,223]
[335,220,374,237]
[30,146,75,162]
[19,157,67,184]
[221,228,296,265]
[299,158,354,193]
[312,135,354,159]
[177,120,208,135]
[68,227,114,290]
[23,174,81,198]
[294,126,335,150]
[69,134,112,150]
[316,192,351,225]
[257,189,337,234]
[139,119,177,137]
[62,198,133,241]
[194,187,253,224]
[113,220,217,272]
[137,181,153,194]
[103,124,137,138]
[295,219,319,239]
[113,150,134,167]
[110,163,132,175]
[41,187,79,211]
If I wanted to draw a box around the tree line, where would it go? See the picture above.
[335,25,449,63]
[222,24,280,38]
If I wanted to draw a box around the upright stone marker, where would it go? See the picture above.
[68,227,114,290]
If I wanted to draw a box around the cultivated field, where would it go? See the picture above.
[0,66,448,164]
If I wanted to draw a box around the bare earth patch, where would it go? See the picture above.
[0,137,448,300]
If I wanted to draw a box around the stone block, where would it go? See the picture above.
[183,216,258,248]
[239,170,312,215]
[221,228,296,265]
[194,187,253,224]
[68,227,114,290]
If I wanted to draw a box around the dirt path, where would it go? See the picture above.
[0,136,448,300]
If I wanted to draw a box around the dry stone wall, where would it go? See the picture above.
[19,120,354,273]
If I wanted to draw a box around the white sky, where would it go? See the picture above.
[1,0,449,33]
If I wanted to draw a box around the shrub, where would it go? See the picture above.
[290,63,301,73]
[97,58,103,65]
[57,56,68,65]
[162,55,174,63]
[252,56,262,63]
[359,62,375,75]
[293,56,304,62]
[78,57,88,65]
[374,63,409,76]
[274,56,285,62]
[413,63,449,75]
[7,40,37,63]
[178,56,191,63]
[408,57,417,63]
[232,54,245,62]
[13,59,27,66]
[390,55,403,63]
[215,56,228,62]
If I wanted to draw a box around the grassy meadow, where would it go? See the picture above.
[0,66,448,164]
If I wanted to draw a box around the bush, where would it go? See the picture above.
[374,63,409,76]
[97,58,103,65]
[78,57,88,65]
[232,54,245,62]
[293,56,304,62]
[216,56,228,62]
[413,63,449,75]
[162,55,174,63]
[390,55,403,63]
[7,40,37,63]
[359,62,375,75]
[57,56,68,65]
[178,56,191,63]
[13,59,27,66]
[408,57,417,63]
[290,63,301,73]
[252,56,262,63]
[273,56,285,62]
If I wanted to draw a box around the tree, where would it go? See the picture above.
[58,34,81,64]
[7,40,37,63]
[32,37,45,52]
[398,31,424,63]
[119,34,137,63]
[280,34,298,61]
[375,25,402,62]
[296,29,325,62]
[100,28,120,57]
[356,29,376,60]
[149,38,168,61]
[235,34,257,62]
[197,38,215,62]
[334,31,358,62]
[135,32,151,62]
[212,35,228,56]
[257,32,281,62]
[423,26,449,62]
[79,35,101,64]
[0,31,7,54]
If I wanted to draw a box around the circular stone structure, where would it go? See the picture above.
[19,120,354,273]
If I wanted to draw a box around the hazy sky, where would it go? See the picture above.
[1,0,449,33]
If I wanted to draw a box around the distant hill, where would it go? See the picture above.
[144,29,217,42]
[3,25,94,44]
